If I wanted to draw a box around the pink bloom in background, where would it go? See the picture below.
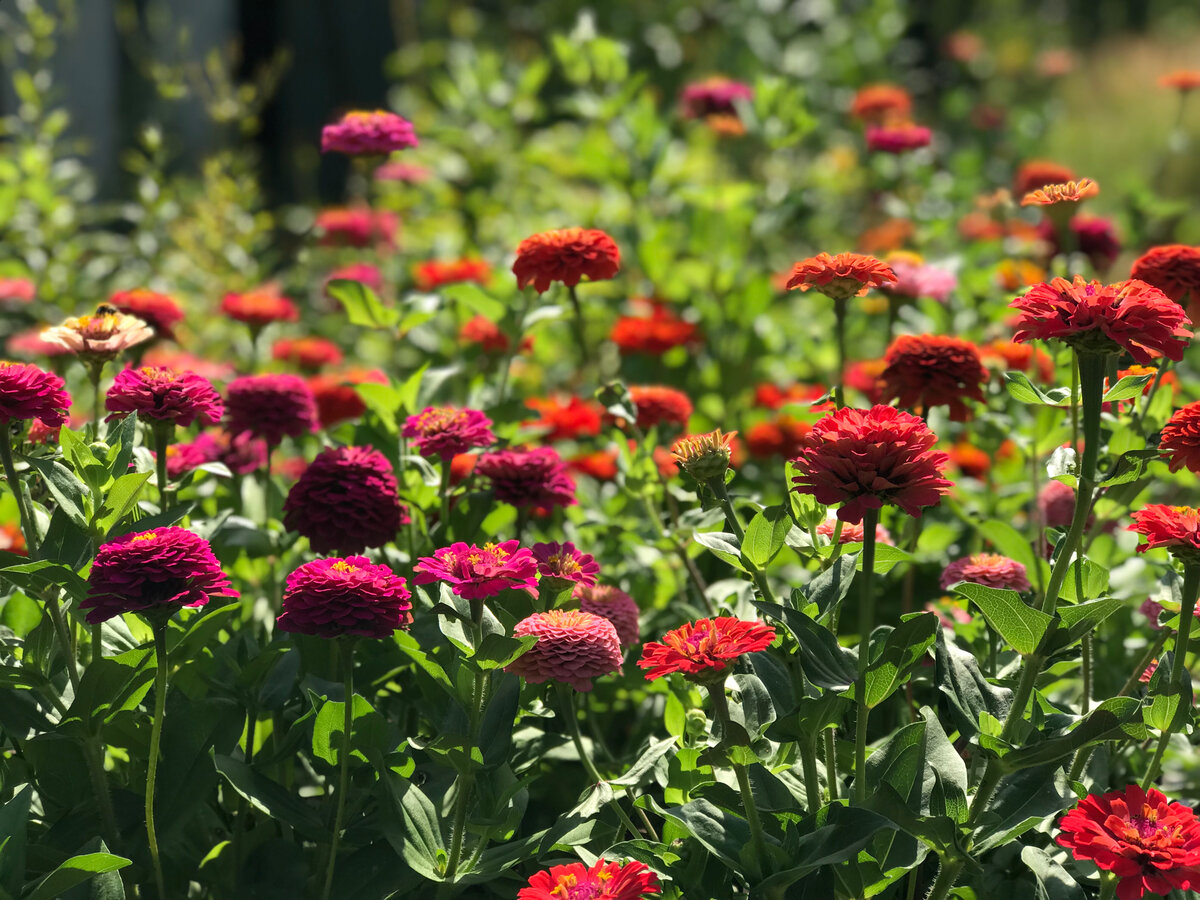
[324,263,384,294]
[939,553,1031,591]
[680,77,754,118]
[277,557,412,639]
[531,541,600,591]
[505,609,623,692]
[866,122,932,153]
[0,361,71,427]
[402,407,496,461]
[1036,216,1121,271]
[209,430,269,475]
[575,583,640,647]
[1038,480,1082,528]
[375,160,431,182]
[162,440,214,480]
[0,277,35,304]
[475,447,577,510]
[142,348,235,383]
[7,328,71,359]
[816,513,893,545]
[414,540,539,600]
[225,374,318,446]
[316,208,399,249]
[26,419,62,446]
[320,109,418,155]
[883,255,957,302]
[105,366,223,427]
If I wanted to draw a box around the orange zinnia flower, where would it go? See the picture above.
[1013,160,1076,196]
[1159,70,1200,92]
[785,252,897,301]
[849,83,912,122]
[512,227,620,294]
[1020,178,1098,207]
[1131,244,1200,306]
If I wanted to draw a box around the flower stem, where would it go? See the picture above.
[924,856,964,900]
[145,626,169,900]
[566,284,592,370]
[438,460,452,537]
[442,611,488,886]
[0,434,39,557]
[707,687,766,881]
[854,507,879,805]
[1081,632,1093,715]
[153,422,174,511]
[89,361,106,440]
[824,728,839,801]
[1098,872,1118,900]
[800,735,822,811]
[321,639,356,900]
[833,297,847,409]
[711,477,776,604]
[495,293,531,405]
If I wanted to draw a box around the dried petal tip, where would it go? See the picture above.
[671,428,737,481]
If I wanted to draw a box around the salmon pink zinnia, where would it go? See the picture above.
[575,583,640,647]
[939,554,1031,592]
[505,609,622,692]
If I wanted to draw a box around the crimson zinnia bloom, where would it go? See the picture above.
[1131,244,1200,307]
[316,208,399,249]
[512,228,620,294]
[790,405,952,523]
[475,447,577,509]
[320,110,418,155]
[639,617,776,683]
[844,359,888,404]
[531,541,600,592]
[221,287,298,328]
[81,527,237,624]
[1057,785,1200,900]
[402,406,495,461]
[939,553,1031,592]
[1129,505,1200,565]
[459,316,533,354]
[849,83,912,122]
[308,369,387,428]
[575,583,640,647]
[108,288,185,339]
[225,374,318,446]
[610,301,700,355]
[283,446,406,554]
[1014,159,1076,196]
[525,395,603,442]
[1160,402,1200,473]
[105,366,223,427]
[277,557,412,639]
[412,258,491,291]
[0,361,71,427]
[865,121,932,153]
[569,449,619,482]
[272,337,343,372]
[414,540,538,599]
[505,609,622,692]
[786,252,897,301]
[1010,276,1192,363]
[880,333,988,421]
[518,858,661,900]
[627,385,693,430]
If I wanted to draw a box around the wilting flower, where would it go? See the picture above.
[316,208,399,249]
[940,554,1031,591]
[1159,70,1200,92]
[1014,160,1076,196]
[531,541,600,592]
[308,369,388,428]
[671,428,737,481]
[325,263,384,295]
[413,258,491,292]
[1129,505,1200,565]
[610,301,700,355]
[475,447,577,509]
[882,253,956,302]
[272,337,343,372]
[639,617,776,683]
[0,278,35,305]
[41,309,154,362]
[816,513,893,545]
[506,610,622,691]
[0,361,71,427]
[283,446,406,554]
[1021,178,1098,207]
[375,160,430,182]
[626,385,693,430]
[320,109,418,155]
[105,366,223,427]
[1010,276,1192,363]
[981,339,1056,383]
[575,583,640,647]
[513,228,620,293]
[786,252,897,301]
[1159,402,1200,472]
[849,83,912,122]
[866,121,932,153]
[277,557,412,639]
[221,286,299,328]
[569,449,619,481]
[518,859,661,900]
[791,405,952,523]
[414,540,539,599]
[525,395,603,442]
[680,76,754,135]
[108,289,185,339]
[402,406,495,461]
[81,527,237,624]
[1056,785,1200,900]
[225,374,318,446]
[880,334,988,421]
[1130,244,1200,307]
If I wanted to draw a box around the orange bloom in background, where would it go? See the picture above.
[108,288,185,339]
[786,252,897,301]
[1020,178,1098,207]
[944,30,984,63]
[948,441,991,479]
[1159,70,1200,92]
[651,445,677,480]
[512,227,620,293]
[413,258,491,292]
[981,339,1057,383]
[753,382,832,412]
[958,211,1006,243]
[995,259,1047,292]
[272,337,344,372]
[679,77,754,136]
[745,416,812,459]
[221,286,299,328]
[1013,159,1076,196]
[881,334,988,421]
[858,218,915,254]
[625,385,693,431]
[569,449,619,481]
[308,369,388,428]
[449,452,477,485]
[1036,48,1075,78]
[525,395,603,442]
[844,358,888,404]
[1130,244,1200,307]
[459,316,533,354]
[610,301,700,355]
[0,521,27,556]
[849,83,912,122]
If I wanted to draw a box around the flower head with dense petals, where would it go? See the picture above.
[308,369,388,428]
[1159,70,1200,92]
[525,395,603,442]
[639,617,776,683]
[1021,178,1098,207]
[948,441,992,479]
[1056,785,1200,900]
[1159,402,1200,473]
[316,208,399,248]
[626,385,693,430]
[81,527,237,624]
[816,513,893,545]
[505,610,622,692]
[320,110,418,155]
[610,301,700,355]
[220,287,299,328]
[1014,160,1076,196]
[671,428,737,481]
[790,405,952,523]
[162,439,213,480]
[513,228,620,293]
[786,252,897,301]
[413,258,491,292]
[1039,480,1084,529]
[849,84,912,122]
[41,309,154,362]
[1131,244,1200,306]
[575,583,640,647]
[225,374,318,446]
[108,289,185,339]
[402,406,495,461]
[277,557,412,639]
[475,447,577,509]
[531,542,600,592]
[1129,505,1200,566]
[0,361,71,426]
[283,446,406,554]
[939,554,1031,592]
[272,337,343,372]
[1010,276,1192,363]
[866,121,932,153]
[880,334,988,421]
[414,540,538,600]
[517,858,661,900]
[105,366,223,427]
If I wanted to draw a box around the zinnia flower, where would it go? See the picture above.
[414,540,538,599]
[680,77,754,135]
[283,446,406,554]
[308,369,388,428]
[866,121,932,153]
[816,514,892,545]
[1056,785,1200,900]
[1014,160,1076,196]
[225,374,318,446]
[413,258,491,291]
[512,228,620,294]
[1010,276,1192,363]
[475,447,577,509]
[0,522,26,556]
[1159,402,1200,472]
[849,84,912,122]
[996,260,1048,292]
[569,449,619,481]
[1021,178,1098,207]
[939,554,1031,592]
[1037,215,1121,271]
[221,286,299,328]
[882,253,956,302]
[518,859,661,900]
[880,334,988,421]
[531,541,600,592]
[0,361,71,427]
[272,337,343,372]
[844,359,888,404]
[626,385,693,430]
[324,263,384,295]
[277,557,412,639]
[142,349,234,383]
[786,252,897,301]
[981,339,1056,383]
[320,110,418,155]
[948,441,991,479]
[1159,70,1200,92]
[41,308,154,362]
[402,406,495,461]
[316,208,399,248]
[108,289,185,339]
[858,218,915,254]
[0,278,35,305]
[1129,505,1200,565]
[575,583,640,647]
[505,610,622,692]
[375,160,430,182]
[525,395,603,442]
[459,316,533,354]
[80,527,237,624]
[610,301,700,355]
[754,383,831,411]
[162,439,214,480]
[671,428,737,481]
[639,617,776,683]
[1039,480,1082,529]
[1130,244,1200,306]
[790,405,952,523]
[7,329,69,359]
[105,366,223,427]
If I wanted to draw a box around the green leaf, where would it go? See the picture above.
[328,279,400,329]
[1059,559,1108,603]
[1003,698,1141,770]
[1021,845,1085,900]
[852,544,912,575]
[803,555,857,618]
[973,519,1041,582]
[23,456,88,527]
[974,766,1075,852]
[864,614,938,708]
[658,798,769,870]
[611,736,678,788]
[0,786,30,896]
[0,560,89,602]
[384,774,445,881]
[935,630,1012,737]
[1003,371,1070,407]
[441,282,505,321]
[756,805,892,892]
[742,506,790,568]
[23,853,131,900]
[1144,654,1192,732]
[355,382,402,431]
[471,633,538,670]
[694,530,749,573]
[1057,598,1125,645]
[395,363,428,416]
[213,754,326,840]
[311,694,388,767]
[955,583,1053,656]
[95,471,152,533]
[754,602,857,691]
[1101,373,1153,403]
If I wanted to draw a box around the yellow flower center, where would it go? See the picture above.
[130,532,158,542]
[330,561,358,573]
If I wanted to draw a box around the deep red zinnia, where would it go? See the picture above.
[638,616,776,683]
[272,337,343,372]
[512,228,620,294]
[880,333,988,421]
[610,302,700,355]
[1130,244,1200,308]
[413,258,491,292]
[225,374,318,446]
[626,385,693,431]
[1129,505,1200,565]
[402,406,495,461]
[517,858,661,900]
[308,369,388,428]
[277,556,412,639]
[475,447,577,510]
[1159,401,1200,473]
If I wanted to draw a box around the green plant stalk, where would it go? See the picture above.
[153,421,174,511]
[495,293,532,405]
[924,856,965,900]
[800,735,822,811]
[566,284,592,369]
[1081,632,1093,715]
[854,507,879,805]
[824,728,839,801]
[88,360,106,440]
[441,611,488,886]
[0,434,39,557]
[711,477,776,605]
[146,627,169,900]
[1098,872,1118,900]
[438,460,452,536]
[321,639,356,900]
[707,687,766,881]
[832,296,847,409]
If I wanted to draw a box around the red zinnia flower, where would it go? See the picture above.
[475,447,577,509]
[1056,785,1200,900]
[505,609,622,692]
[1014,159,1076,196]
[512,228,620,294]
[865,121,932,153]
[272,337,344,372]
[790,405,952,523]
[0,361,71,427]
[575,583,640,647]
[639,617,776,683]
[939,553,1031,592]
[880,333,988,421]
[753,382,831,411]
[449,452,476,485]
[413,540,539,600]
[1159,402,1200,473]
[413,258,491,292]
[680,77,754,135]
[308,369,388,428]
[525,395,603,442]
[0,521,26,556]
[626,385,693,431]
[568,449,618,481]
[108,288,185,339]
[844,359,888,404]
[320,110,418,156]
[610,301,700,355]
[277,557,412,639]
[221,286,299,328]
[1129,505,1200,565]
[225,374,318,446]
[947,441,991,479]
[849,84,912,122]
[402,406,496,461]
[1130,244,1200,307]
[458,316,533,354]
[1159,70,1200,92]
[1021,178,1098,207]
[316,207,399,249]
[518,858,661,900]
[786,252,897,301]
[981,339,1057,383]
[1010,276,1192,363]
[105,366,224,427]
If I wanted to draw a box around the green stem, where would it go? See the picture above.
[1081,632,1093,715]
[146,627,169,900]
[711,478,776,604]
[0,434,38,557]
[925,856,965,900]
[824,728,839,802]
[1098,872,1118,900]
[1133,361,1171,432]
[495,293,531,405]
[441,611,487,886]
[89,362,106,440]
[84,734,121,851]
[708,687,766,881]
[800,736,822,811]
[321,640,356,900]
[833,296,847,409]
[438,460,452,536]
[854,508,879,805]
[153,422,174,511]
[566,284,592,370]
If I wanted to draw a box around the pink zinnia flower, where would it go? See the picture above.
[321,110,418,156]
[402,407,496,461]
[316,208,399,249]
[475,447,577,510]
[518,859,660,900]
[225,374,318,446]
[531,541,600,592]
[375,160,430,182]
[277,557,412,639]
[0,278,35,305]
[883,256,957,302]
[0,361,71,427]
[575,583,640,647]
[7,328,71,359]
[324,263,384,295]
[413,540,538,600]
[505,609,623,692]
[105,366,223,427]
[939,553,1031,592]
[1038,480,1083,529]
[162,439,215,480]
[815,513,893,545]
[866,122,932,153]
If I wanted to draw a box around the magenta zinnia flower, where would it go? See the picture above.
[575,583,640,647]
[105,366,223,427]
[277,557,412,639]
[505,609,623,692]
[0,361,71,427]
[283,446,407,554]
[402,406,496,461]
[81,527,238,624]
[939,554,1031,592]
[321,110,418,155]
[225,374,318,446]
[475,447,577,509]
[531,541,599,592]
[413,540,538,600]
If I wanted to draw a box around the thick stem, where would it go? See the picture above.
[1081,633,1093,715]
[924,856,965,900]
[833,297,847,409]
[712,478,776,604]
[89,362,106,440]
[824,728,839,802]
[800,736,822,812]
[321,640,356,900]
[566,284,592,370]
[854,508,879,805]
[145,627,169,900]
[153,421,174,511]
